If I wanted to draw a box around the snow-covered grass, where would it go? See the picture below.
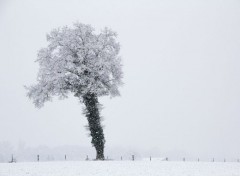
[0,160,240,176]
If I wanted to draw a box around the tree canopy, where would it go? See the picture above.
[27,22,123,107]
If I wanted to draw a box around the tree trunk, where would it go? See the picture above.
[83,93,105,160]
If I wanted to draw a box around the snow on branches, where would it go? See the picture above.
[26,22,123,108]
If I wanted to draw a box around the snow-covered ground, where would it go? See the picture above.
[0,161,239,176]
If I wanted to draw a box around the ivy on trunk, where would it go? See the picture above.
[83,93,105,160]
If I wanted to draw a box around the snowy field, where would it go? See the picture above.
[0,161,240,176]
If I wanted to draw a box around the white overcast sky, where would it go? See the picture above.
[0,0,240,159]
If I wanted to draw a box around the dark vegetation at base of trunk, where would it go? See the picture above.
[83,93,105,160]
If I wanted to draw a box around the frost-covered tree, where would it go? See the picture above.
[26,22,123,160]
